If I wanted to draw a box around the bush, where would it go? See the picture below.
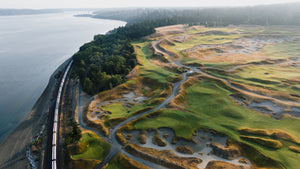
[65,120,82,145]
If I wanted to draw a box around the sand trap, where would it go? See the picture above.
[184,36,300,64]
[231,96,300,119]
[88,92,148,120]
[123,128,251,169]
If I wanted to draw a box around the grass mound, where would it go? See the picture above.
[106,153,151,169]
[220,110,244,119]
[240,135,282,149]
[152,133,167,147]
[70,159,99,169]
[125,144,202,169]
[205,160,250,169]
[289,146,300,153]
[70,132,110,161]
[176,145,194,154]
[238,127,300,145]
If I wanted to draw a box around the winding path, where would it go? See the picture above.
[77,32,300,169]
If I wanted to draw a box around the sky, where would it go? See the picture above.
[1,0,300,9]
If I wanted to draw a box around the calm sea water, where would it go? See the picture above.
[0,12,125,143]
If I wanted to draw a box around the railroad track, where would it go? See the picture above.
[50,60,73,169]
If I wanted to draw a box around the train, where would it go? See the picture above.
[51,61,73,169]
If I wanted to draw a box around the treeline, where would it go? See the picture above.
[72,22,155,95]
[93,3,300,26]
[65,120,81,145]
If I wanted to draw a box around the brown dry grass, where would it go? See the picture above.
[125,144,202,169]
[150,41,170,63]
[185,50,265,64]
[83,102,109,136]
[199,75,300,109]
[175,145,194,154]
[205,160,253,169]
[167,75,201,109]
[116,131,128,146]
[70,159,99,169]
[157,38,181,60]
[115,153,151,169]
[231,81,300,103]
[210,142,241,160]
[289,146,300,153]
[155,25,186,36]
[240,135,283,149]
[152,134,167,147]
[238,127,300,145]
[149,59,182,73]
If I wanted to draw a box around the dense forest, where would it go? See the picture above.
[72,22,155,95]
[93,3,300,26]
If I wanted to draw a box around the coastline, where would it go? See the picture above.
[0,58,71,169]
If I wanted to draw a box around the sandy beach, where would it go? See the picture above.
[0,59,71,169]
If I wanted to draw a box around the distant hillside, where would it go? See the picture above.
[0,9,62,16]
[93,3,300,26]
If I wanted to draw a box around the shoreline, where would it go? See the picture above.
[0,58,71,169]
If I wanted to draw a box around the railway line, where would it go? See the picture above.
[51,60,73,169]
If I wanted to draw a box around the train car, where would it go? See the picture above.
[52,145,56,161]
[52,160,56,169]
[53,122,57,133]
[54,113,58,123]
[52,132,57,146]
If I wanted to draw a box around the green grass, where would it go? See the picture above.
[106,154,125,169]
[103,103,129,119]
[71,132,110,161]
[169,34,243,53]
[97,41,179,127]
[133,41,177,84]
[187,27,237,34]
[262,41,300,59]
[131,80,300,168]
[206,64,300,96]
[132,109,201,139]
[201,40,300,93]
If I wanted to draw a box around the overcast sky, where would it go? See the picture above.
[1,0,300,9]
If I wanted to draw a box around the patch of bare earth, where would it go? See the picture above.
[149,24,186,38]
[205,161,253,169]
[125,144,202,169]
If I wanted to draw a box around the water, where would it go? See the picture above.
[0,12,125,143]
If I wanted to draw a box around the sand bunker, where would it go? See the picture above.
[122,128,251,169]
[184,36,300,64]
[88,92,148,120]
[231,96,300,119]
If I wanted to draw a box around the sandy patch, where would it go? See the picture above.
[184,36,299,64]
[88,92,148,122]
[123,128,251,169]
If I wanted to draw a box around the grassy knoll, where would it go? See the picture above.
[133,41,177,84]
[70,132,110,161]
[102,103,129,118]
[130,79,300,168]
